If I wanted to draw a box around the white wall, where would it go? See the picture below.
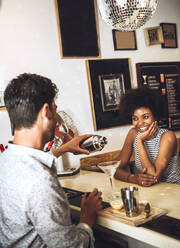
[0,0,180,166]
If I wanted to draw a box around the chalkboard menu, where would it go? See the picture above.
[136,62,180,131]
[55,0,100,58]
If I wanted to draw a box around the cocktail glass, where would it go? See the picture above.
[97,160,121,200]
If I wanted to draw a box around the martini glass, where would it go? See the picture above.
[98,160,121,200]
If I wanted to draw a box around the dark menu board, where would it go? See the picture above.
[55,0,100,58]
[136,62,180,131]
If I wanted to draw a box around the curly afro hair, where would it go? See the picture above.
[119,87,167,124]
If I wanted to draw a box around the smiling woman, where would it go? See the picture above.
[114,87,180,186]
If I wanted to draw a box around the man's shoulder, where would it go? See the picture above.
[0,147,57,187]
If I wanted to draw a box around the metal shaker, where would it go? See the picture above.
[80,135,107,153]
[121,186,139,217]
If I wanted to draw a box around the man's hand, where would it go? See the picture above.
[80,188,103,227]
[136,168,158,187]
[52,134,93,157]
[62,134,93,155]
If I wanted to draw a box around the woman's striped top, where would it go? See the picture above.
[133,128,180,184]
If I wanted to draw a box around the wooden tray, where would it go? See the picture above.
[98,203,168,226]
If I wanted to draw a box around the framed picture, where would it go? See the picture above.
[99,73,125,112]
[112,30,137,50]
[144,26,164,46]
[55,0,100,58]
[86,58,132,130]
[0,91,5,110]
[160,23,177,48]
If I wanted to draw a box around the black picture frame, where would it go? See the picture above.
[112,30,137,50]
[99,73,125,112]
[86,58,132,130]
[55,0,100,58]
[160,23,178,48]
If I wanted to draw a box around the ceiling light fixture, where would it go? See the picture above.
[97,0,159,31]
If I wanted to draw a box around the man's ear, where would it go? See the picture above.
[41,103,52,120]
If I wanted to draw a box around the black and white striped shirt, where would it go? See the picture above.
[133,128,180,184]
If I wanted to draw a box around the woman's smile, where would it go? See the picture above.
[138,125,150,132]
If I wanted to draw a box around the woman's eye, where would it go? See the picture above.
[132,116,138,121]
[143,115,149,119]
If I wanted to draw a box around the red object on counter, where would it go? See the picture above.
[0,144,5,152]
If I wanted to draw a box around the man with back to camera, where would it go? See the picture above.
[0,73,102,247]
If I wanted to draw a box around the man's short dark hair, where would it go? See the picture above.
[4,73,58,132]
[119,87,167,123]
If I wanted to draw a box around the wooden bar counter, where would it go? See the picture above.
[58,170,180,248]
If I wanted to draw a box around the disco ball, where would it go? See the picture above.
[97,0,158,31]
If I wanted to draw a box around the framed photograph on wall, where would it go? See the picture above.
[144,26,164,46]
[99,73,125,112]
[160,23,177,48]
[86,58,132,130]
[112,30,137,50]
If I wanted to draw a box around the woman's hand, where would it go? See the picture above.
[138,121,158,141]
[80,188,103,227]
[136,168,158,187]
